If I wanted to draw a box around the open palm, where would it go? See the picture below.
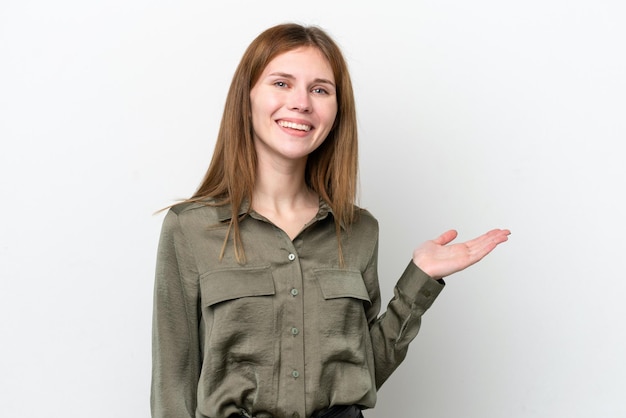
[412,229,511,279]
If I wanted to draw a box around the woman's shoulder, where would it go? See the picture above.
[169,199,216,215]
[351,205,379,230]
[355,205,377,219]
[163,198,230,226]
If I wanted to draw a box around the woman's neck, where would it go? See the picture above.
[253,164,315,210]
[252,157,319,239]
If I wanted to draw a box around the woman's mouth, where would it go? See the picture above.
[277,120,312,132]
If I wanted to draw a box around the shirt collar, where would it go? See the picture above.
[214,197,340,228]
[215,199,250,223]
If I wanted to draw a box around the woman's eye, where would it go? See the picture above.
[312,87,328,95]
[274,81,288,88]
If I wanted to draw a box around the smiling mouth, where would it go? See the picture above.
[277,120,312,132]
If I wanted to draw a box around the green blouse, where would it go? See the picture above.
[151,199,443,418]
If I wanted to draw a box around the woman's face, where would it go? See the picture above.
[250,46,338,166]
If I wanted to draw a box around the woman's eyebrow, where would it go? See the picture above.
[268,72,335,87]
[313,78,336,87]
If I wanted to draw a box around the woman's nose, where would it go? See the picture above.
[288,89,311,113]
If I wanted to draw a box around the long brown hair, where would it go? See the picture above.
[188,23,359,263]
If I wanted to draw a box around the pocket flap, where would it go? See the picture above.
[314,269,371,303]
[200,266,276,307]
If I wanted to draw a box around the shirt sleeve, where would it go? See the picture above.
[151,209,201,418]
[365,241,444,389]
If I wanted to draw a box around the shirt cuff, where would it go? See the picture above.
[396,261,445,311]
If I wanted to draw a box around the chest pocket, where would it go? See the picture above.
[314,268,371,304]
[199,265,277,387]
[313,268,372,369]
[200,265,276,307]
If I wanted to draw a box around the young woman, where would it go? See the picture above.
[151,23,510,418]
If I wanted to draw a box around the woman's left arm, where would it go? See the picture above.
[366,228,510,388]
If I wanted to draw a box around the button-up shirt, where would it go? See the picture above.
[151,199,444,418]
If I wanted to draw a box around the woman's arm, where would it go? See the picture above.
[151,210,201,418]
[366,228,510,388]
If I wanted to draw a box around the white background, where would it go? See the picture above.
[1,1,625,417]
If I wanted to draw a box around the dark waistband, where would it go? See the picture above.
[313,405,362,418]
[231,405,362,418]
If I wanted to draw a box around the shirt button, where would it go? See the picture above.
[292,413,300,418]
[292,370,300,378]
[290,288,299,296]
[288,253,296,261]
[291,327,299,336]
